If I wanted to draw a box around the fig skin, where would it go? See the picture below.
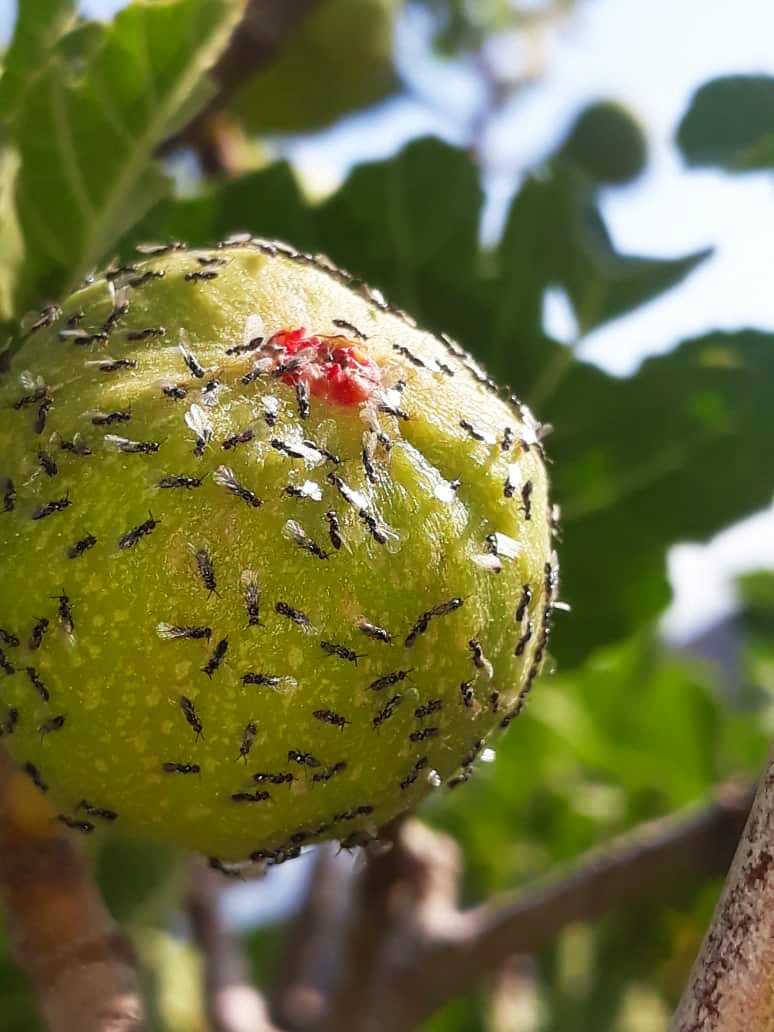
[0,239,557,862]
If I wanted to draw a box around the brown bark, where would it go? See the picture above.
[670,751,774,1031]
[0,751,144,1032]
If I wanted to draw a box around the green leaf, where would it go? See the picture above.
[11,0,244,319]
[0,0,78,127]
[676,75,774,170]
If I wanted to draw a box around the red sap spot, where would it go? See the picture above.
[269,328,382,407]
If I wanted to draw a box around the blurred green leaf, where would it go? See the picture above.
[676,75,774,170]
[231,0,401,135]
[0,925,42,1032]
[0,0,78,127]
[10,0,243,321]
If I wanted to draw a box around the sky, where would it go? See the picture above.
[2,0,773,642]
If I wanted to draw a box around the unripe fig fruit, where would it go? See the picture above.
[0,240,557,863]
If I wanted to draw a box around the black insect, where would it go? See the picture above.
[126,327,165,341]
[208,857,245,879]
[29,617,49,650]
[225,336,263,356]
[162,384,187,400]
[25,304,60,336]
[0,649,14,676]
[25,666,49,702]
[238,721,258,763]
[521,480,533,520]
[157,623,212,641]
[60,437,92,456]
[242,673,285,688]
[275,600,312,630]
[243,571,261,626]
[197,256,227,267]
[414,699,442,719]
[502,427,514,451]
[2,478,15,513]
[356,619,392,644]
[57,815,95,834]
[231,790,271,803]
[404,597,464,647]
[213,466,263,508]
[515,623,533,656]
[185,270,218,282]
[312,708,350,730]
[447,769,472,790]
[34,397,52,434]
[241,368,264,386]
[372,693,404,729]
[2,708,19,735]
[459,419,487,442]
[221,428,254,450]
[358,509,390,545]
[459,680,474,708]
[107,435,160,454]
[270,438,305,460]
[516,584,532,623]
[409,727,439,742]
[468,638,493,675]
[202,638,228,678]
[179,696,203,740]
[288,750,322,768]
[102,302,130,331]
[325,510,342,551]
[118,511,159,550]
[96,358,137,373]
[179,342,205,379]
[158,475,202,489]
[162,762,200,774]
[489,691,501,713]
[437,361,455,377]
[361,444,377,484]
[312,760,347,783]
[295,380,310,420]
[339,831,373,851]
[400,756,428,791]
[52,590,74,634]
[32,494,72,521]
[76,800,118,821]
[253,771,294,785]
[128,270,165,288]
[332,318,367,339]
[0,628,19,648]
[377,399,409,421]
[320,641,363,664]
[23,761,48,792]
[368,668,412,692]
[13,385,48,409]
[91,410,131,426]
[392,343,427,368]
[313,443,341,465]
[37,449,58,477]
[39,715,66,736]
[194,548,217,595]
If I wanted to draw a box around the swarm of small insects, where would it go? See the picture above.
[0,239,558,864]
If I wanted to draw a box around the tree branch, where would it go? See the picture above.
[159,0,323,167]
[670,750,774,1031]
[314,784,754,1031]
[187,858,281,1032]
[0,750,144,1032]
[271,845,352,1031]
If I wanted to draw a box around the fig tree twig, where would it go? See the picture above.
[670,747,774,1031]
[0,750,144,1032]
[187,857,282,1032]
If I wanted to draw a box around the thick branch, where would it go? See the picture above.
[0,750,144,1032]
[187,858,280,1032]
[671,750,774,1031]
[159,0,322,161]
